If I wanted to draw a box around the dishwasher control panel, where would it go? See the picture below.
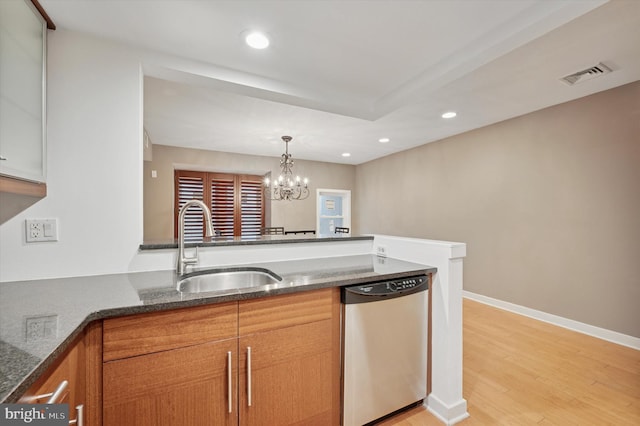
[342,275,429,304]
[387,276,425,291]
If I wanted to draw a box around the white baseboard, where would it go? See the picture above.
[463,291,640,350]
[425,394,469,426]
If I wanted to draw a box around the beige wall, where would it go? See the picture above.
[144,145,355,241]
[355,81,640,337]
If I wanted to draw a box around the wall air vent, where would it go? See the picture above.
[561,62,612,86]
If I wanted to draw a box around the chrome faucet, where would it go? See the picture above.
[177,200,214,275]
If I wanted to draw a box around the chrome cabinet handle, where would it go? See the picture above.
[0,156,7,161]
[68,404,83,426]
[27,379,68,403]
[247,346,252,407]
[227,351,233,414]
[46,380,68,404]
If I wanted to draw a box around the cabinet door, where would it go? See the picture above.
[238,288,341,426]
[238,319,335,426]
[0,0,46,182]
[103,339,238,426]
[19,333,86,424]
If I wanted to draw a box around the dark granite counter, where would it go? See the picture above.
[0,254,435,402]
[139,233,372,250]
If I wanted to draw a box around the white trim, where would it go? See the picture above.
[316,188,351,234]
[425,394,469,426]
[463,291,640,350]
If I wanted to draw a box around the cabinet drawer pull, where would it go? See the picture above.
[0,156,7,161]
[26,380,68,403]
[247,346,252,407]
[68,404,83,426]
[227,351,233,414]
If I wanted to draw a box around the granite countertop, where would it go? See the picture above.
[139,233,373,250]
[0,254,435,402]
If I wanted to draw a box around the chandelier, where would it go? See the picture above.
[264,136,310,201]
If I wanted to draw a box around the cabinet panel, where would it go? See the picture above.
[239,288,332,335]
[19,333,86,425]
[238,319,335,426]
[103,339,237,426]
[103,302,237,361]
[20,336,84,405]
[84,321,103,426]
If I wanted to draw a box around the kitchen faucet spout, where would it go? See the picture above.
[177,199,214,275]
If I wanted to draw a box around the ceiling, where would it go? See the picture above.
[40,0,640,165]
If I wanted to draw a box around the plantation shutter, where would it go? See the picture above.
[240,177,264,237]
[211,174,235,237]
[175,172,205,242]
[175,170,265,238]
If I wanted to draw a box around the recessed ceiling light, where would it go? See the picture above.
[378,138,390,143]
[342,152,351,157]
[442,111,457,119]
[245,32,269,49]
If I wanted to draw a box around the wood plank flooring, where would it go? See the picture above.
[379,298,640,425]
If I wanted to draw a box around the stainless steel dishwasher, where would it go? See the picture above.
[342,275,428,426]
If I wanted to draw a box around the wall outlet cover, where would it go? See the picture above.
[376,245,387,257]
[25,219,58,243]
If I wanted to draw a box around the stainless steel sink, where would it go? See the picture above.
[178,267,282,293]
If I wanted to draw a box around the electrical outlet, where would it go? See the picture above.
[376,245,387,257]
[25,219,58,243]
[29,222,43,239]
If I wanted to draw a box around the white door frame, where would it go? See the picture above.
[316,188,351,235]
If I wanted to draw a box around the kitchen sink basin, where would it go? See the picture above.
[178,267,282,293]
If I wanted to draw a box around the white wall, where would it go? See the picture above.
[0,30,144,282]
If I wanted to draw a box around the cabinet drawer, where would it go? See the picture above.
[103,302,238,361]
[239,288,333,335]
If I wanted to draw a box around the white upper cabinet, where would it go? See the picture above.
[0,0,47,182]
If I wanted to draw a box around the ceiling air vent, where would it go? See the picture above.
[561,63,612,86]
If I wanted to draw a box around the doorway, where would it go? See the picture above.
[316,189,351,235]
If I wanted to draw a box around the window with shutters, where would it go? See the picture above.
[175,170,265,240]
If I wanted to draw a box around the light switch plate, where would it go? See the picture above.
[25,219,58,242]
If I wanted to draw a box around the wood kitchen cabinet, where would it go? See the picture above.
[0,0,52,222]
[19,321,102,426]
[101,288,341,426]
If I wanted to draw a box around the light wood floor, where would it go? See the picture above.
[379,298,640,425]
